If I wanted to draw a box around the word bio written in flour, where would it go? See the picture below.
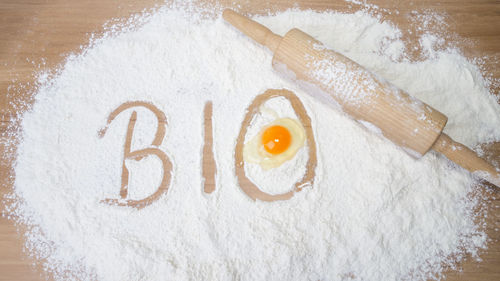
[98,90,316,208]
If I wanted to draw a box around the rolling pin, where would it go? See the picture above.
[222,9,500,187]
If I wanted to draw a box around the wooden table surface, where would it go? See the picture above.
[1,0,499,280]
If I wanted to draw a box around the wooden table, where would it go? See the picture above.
[1,0,499,280]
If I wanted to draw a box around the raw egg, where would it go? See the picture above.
[243,118,306,170]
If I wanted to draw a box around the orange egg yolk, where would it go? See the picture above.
[261,125,292,155]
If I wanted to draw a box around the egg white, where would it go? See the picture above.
[243,118,306,170]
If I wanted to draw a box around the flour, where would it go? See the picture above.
[3,2,500,281]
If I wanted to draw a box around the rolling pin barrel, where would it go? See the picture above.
[272,29,448,157]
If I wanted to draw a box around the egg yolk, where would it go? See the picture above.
[261,125,292,155]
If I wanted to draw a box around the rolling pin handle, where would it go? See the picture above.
[222,9,282,52]
[432,133,500,187]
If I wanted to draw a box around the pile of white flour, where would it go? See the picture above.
[4,2,500,281]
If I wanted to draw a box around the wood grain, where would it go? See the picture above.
[1,0,499,280]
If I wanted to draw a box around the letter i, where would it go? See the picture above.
[202,101,217,194]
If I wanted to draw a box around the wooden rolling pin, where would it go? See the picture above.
[222,9,500,187]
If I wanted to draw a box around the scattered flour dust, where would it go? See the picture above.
[3,1,500,281]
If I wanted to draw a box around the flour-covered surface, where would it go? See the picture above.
[1,1,500,281]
